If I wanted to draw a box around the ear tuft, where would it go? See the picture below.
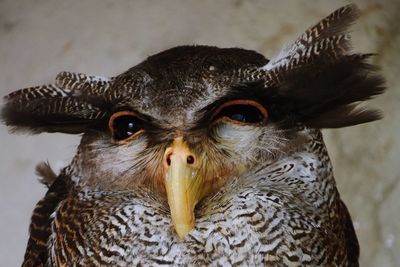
[260,4,360,75]
[243,4,385,129]
[1,72,112,134]
[272,54,385,128]
[303,105,383,129]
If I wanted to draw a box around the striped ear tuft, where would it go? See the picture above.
[242,4,385,128]
[260,4,360,77]
[1,72,113,134]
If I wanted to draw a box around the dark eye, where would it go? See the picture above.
[212,100,268,125]
[109,111,144,143]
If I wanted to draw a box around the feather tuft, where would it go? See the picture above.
[260,4,360,82]
[36,161,58,187]
[243,4,385,129]
[1,72,112,134]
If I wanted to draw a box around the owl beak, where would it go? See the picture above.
[163,137,203,239]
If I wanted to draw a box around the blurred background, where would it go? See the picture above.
[0,0,398,266]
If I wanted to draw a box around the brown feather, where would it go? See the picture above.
[22,175,69,267]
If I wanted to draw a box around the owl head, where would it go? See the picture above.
[1,4,384,238]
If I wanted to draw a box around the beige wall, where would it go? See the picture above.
[0,0,398,266]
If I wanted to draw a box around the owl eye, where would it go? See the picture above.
[212,100,268,125]
[109,111,144,143]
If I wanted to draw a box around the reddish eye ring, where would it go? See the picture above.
[108,111,144,144]
[211,100,268,126]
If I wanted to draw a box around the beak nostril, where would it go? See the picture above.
[186,155,195,165]
[165,152,173,167]
[164,147,195,167]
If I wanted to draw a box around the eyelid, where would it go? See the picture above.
[108,111,144,144]
[210,99,268,126]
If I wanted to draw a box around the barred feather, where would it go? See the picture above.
[244,4,385,128]
[261,4,360,74]
[1,72,112,133]
[55,71,114,99]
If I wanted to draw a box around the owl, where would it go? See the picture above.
[2,4,384,267]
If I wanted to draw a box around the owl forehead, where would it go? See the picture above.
[111,45,268,125]
[132,77,224,124]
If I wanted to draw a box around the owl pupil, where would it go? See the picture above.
[216,104,266,124]
[111,115,142,141]
[231,113,246,122]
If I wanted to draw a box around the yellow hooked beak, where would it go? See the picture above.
[163,137,206,239]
